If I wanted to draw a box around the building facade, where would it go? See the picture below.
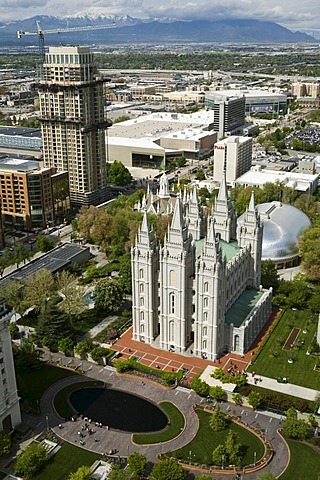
[0,158,56,229]
[0,303,21,431]
[205,93,246,139]
[38,46,108,207]
[214,136,253,184]
[132,175,272,360]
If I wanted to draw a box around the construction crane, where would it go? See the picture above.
[17,20,116,59]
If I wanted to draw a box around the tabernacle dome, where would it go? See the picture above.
[242,201,311,269]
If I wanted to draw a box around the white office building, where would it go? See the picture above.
[0,304,21,431]
[214,136,253,184]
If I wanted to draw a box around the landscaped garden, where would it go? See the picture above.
[248,309,319,389]
[16,363,78,413]
[279,439,320,480]
[132,402,185,444]
[31,442,99,480]
[168,407,265,468]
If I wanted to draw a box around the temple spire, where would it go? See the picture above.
[248,190,255,212]
[217,173,228,202]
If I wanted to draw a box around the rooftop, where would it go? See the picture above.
[0,126,41,138]
[0,157,41,172]
[195,238,240,262]
[226,288,265,328]
[0,243,91,288]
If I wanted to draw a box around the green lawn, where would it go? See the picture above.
[169,408,264,467]
[279,440,320,480]
[248,309,319,389]
[32,442,99,480]
[16,363,78,413]
[132,401,185,444]
[53,380,104,418]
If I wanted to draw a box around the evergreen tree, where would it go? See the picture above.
[36,302,72,340]
[209,405,227,432]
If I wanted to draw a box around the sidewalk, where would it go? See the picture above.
[28,351,290,480]
[246,373,318,401]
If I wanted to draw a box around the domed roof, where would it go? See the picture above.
[256,201,311,261]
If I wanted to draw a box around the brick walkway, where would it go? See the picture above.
[112,308,280,384]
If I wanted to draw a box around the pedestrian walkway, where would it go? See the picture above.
[26,351,290,480]
[246,372,318,401]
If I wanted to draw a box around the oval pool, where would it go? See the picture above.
[69,387,168,433]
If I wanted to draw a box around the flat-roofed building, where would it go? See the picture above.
[205,92,246,139]
[0,158,62,229]
[214,135,253,184]
[107,111,217,167]
[236,165,319,194]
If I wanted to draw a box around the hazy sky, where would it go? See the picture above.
[0,0,319,35]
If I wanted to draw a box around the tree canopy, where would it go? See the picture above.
[151,458,185,480]
[209,405,227,432]
[107,160,133,186]
[94,277,123,315]
[14,443,47,479]
[69,465,93,480]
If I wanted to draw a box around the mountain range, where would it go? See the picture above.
[0,14,314,46]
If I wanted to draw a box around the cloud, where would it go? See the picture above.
[0,0,46,7]
[0,0,320,32]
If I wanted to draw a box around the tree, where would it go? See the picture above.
[0,431,11,456]
[108,464,132,480]
[36,303,72,341]
[0,279,27,316]
[209,405,227,432]
[10,322,20,339]
[282,416,311,440]
[107,161,133,186]
[14,443,47,479]
[232,393,243,405]
[58,337,74,356]
[56,271,86,325]
[190,375,209,396]
[24,269,55,313]
[261,260,280,291]
[36,235,56,253]
[119,254,132,294]
[224,430,241,465]
[12,241,32,267]
[196,168,206,181]
[209,385,226,402]
[247,391,262,410]
[127,452,147,476]
[74,338,94,358]
[151,458,185,480]
[212,444,226,466]
[69,465,93,480]
[0,248,13,276]
[94,277,123,315]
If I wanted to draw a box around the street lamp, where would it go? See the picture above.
[189,450,192,465]
[127,445,129,457]
[45,415,49,430]
[222,454,225,470]
[253,451,257,465]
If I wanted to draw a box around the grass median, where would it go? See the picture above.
[132,401,185,444]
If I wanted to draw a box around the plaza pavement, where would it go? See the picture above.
[23,351,290,480]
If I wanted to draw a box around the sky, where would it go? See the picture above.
[0,0,320,36]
